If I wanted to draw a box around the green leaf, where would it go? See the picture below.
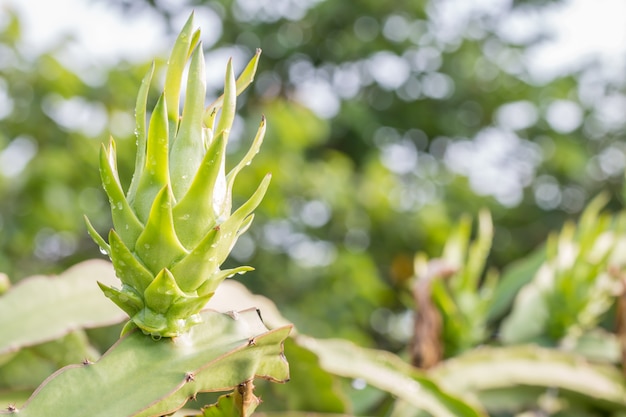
[486,244,545,323]
[0,260,126,356]
[200,383,260,417]
[254,338,348,414]
[296,336,485,417]
[0,331,99,395]
[430,345,626,411]
[461,209,492,294]
[3,310,291,417]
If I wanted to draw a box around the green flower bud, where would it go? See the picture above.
[85,13,268,338]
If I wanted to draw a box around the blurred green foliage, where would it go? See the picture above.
[1,0,625,356]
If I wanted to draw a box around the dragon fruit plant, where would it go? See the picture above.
[85,13,269,338]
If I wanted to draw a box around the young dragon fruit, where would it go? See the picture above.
[85,14,269,338]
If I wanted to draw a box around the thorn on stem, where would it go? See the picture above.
[185,372,195,382]
[7,404,16,412]
[82,358,93,365]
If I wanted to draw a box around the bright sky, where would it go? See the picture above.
[2,0,168,62]
[2,0,625,81]
[525,0,626,82]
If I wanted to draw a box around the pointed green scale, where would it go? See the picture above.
[205,109,217,136]
[236,214,255,238]
[210,176,271,268]
[168,291,214,319]
[127,62,155,204]
[215,58,237,137]
[203,48,262,125]
[143,268,186,314]
[172,131,227,249]
[136,185,188,273]
[170,226,221,292]
[177,179,270,295]
[99,141,144,248]
[211,174,272,264]
[84,215,110,255]
[224,117,266,216]
[227,116,266,184]
[164,13,197,127]
[134,308,168,335]
[197,266,254,296]
[108,230,153,293]
[170,44,207,201]
[134,93,170,223]
[97,282,144,317]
